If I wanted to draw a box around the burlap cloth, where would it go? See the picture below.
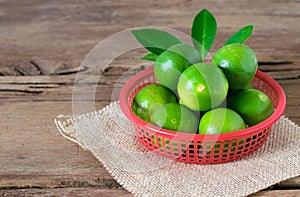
[55,101,299,197]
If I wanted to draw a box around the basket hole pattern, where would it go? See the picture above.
[252,77,278,107]
[135,125,272,164]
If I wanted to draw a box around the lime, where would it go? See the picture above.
[212,43,258,90]
[150,103,199,133]
[154,43,201,91]
[199,108,246,134]
[132,84,178,122]
[227,89,274,126]
[177,63,229,111]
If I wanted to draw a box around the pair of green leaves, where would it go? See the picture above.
[132,9,253,61]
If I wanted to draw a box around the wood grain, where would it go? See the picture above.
[0,188,132,197]
[0,0,300,75]
[0,0,299,196]
[0,188,299,197]
[0,102,116,188]
[253,190,300,197]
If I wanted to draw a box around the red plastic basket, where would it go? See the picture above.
[119,67,286,164]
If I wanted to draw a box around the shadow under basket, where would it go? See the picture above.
[119,67,286,164]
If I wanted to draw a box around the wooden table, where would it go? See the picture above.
[0,0,299,196]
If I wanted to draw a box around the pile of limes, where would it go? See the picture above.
[130,9,274,135]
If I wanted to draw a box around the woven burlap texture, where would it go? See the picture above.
[55,101,300,197]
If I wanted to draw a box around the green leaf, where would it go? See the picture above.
[225,25,254,45]
[140,53,157,61]
[131,29,181,55]
[191,9,217,60]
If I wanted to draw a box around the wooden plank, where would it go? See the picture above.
[0,188,132,197]
[278,177,300,189]
[252,189,300,197]
[0,0,299,75]
[0,71,299,98]
[0,101,117,189]
[0,61,299,84]
[0,188,299,197]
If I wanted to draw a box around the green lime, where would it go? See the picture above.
[212,43,258,90]
[154,43,201,91]
[132,84,178,122]
[150,103,199,133]
[177,63,229,111]
[227,89,274,126]
[199,108,246,134]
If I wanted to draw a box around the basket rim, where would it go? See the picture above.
[119,67,286,141]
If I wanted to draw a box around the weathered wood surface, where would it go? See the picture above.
[0,188,132,197]
[0,0,299,196]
